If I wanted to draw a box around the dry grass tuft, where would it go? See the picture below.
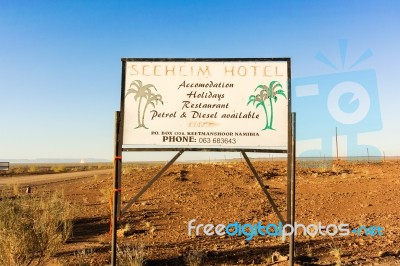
[117,244,145,266]
[73,248,94,266]
[185,250,204,266]
[51,165,66,173]
[0,191,75,266]
[329,242,342,266]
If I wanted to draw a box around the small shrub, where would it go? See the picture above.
[330,248,342,266]
[185,250,203,266]
[12,183,20,196]
[329,242,342,266]
[51,165,66,173]
[99,188,110,204]
[28,165,39,174]
[11,166,26,175]
[0,191,75,265]
[117,244,145,266]
[73,248,94,266]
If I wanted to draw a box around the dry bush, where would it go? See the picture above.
[329,241,343,266]
[117,244,145,266]
[0,191,75,265]
[11,166,27,175]
[11,183,20,196]
[51,165,66,173]
[28,165,39,174]
[73,248,94,266]
[185,250,204,266]
[97,163,112,170]
[122,164,137,175]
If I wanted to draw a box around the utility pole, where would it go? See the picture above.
[335,127,339,161]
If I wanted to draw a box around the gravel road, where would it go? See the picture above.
[0,169,112,186]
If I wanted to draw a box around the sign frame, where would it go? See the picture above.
[112,58,296,266]
[119,58,291,153]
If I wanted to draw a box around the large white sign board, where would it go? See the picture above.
[121,59,290,150]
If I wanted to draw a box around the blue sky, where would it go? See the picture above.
[1,0,399,161]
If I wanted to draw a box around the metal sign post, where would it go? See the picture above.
[111,111,122,265]
[288,112,296,266]
[111,58,295,266]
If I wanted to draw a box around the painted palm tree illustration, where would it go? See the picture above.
[247,81,287,130]
[125,80,163,129]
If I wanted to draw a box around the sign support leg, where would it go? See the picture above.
[241,151,286,224]
[112,111,122,266]
[121,150,184,214]
[288,112,296,266]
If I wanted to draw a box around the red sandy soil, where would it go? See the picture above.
[2,159,400,265]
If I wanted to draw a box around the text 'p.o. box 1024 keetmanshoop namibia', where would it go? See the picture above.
[121,58,290,151]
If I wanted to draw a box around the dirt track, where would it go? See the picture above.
[0,169,112,186]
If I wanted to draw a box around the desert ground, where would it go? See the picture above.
[1,159,400,265]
